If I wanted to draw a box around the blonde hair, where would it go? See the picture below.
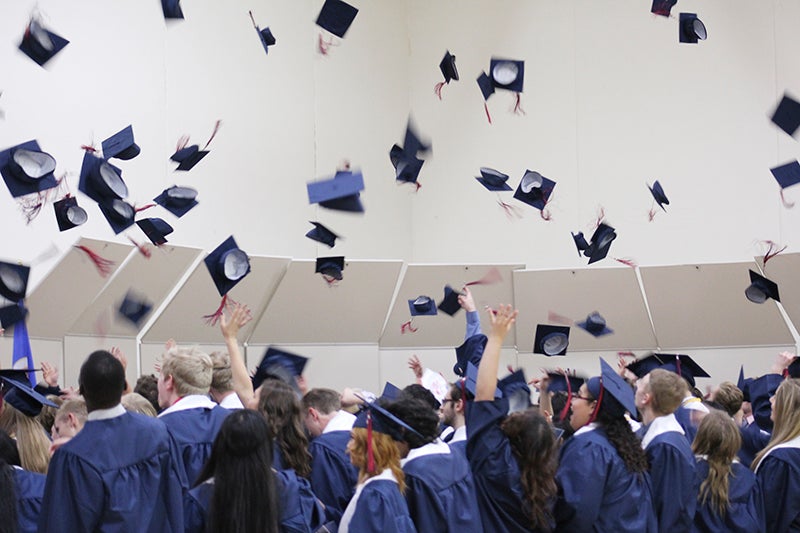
[0,403,51,473]
[55,399,88,427]
[647,369,686,415]
[692,410,740,516]
[753,379,800,469]
[209,351,234,393]
[713,382,743,417]
[160,346,213,396]
[349,427,405,493]
[121,392,158,417]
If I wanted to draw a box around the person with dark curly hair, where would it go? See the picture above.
[554,358,657,532]
[258,380,313,478]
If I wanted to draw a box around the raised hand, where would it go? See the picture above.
[408,355,423,380]
[41,361,59,387]
[458,286,477,312]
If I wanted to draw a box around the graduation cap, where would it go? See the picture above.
[582,223,617,264]
[651,0,677,16]
[18,18,69,67]
[658,354,710,388]
[170,145,208,171]
[737,366,753,402]
[53,196,87,231]
[679,13,707,44]
[571,231,590,256]
[316,256,345,281]
[586,358,638,418]
[477,72,495,101]
[0,140,59,198]
[153,185,198,218]
[453,334,488,377]
[533,325,570,356]
[307,170,365,213]
[439,51,458,84]
[390,123,429,186]
[476,167,512,191]
[513,170,555,211]
[771,94,800,137]
[0,302,28,329]
[0,262,30,302]
[437,285,463,316]
[648,180,669,211]
[489,58,525,93]
[770,161,800,190]
[576,311,614,337]
[408,296,437,316]
[306,221,339,248]
[248,11,276,55]
[381,381,402,401]
[789,357,800,379]
[626,353,667,379]
[316,0,358,38]
[162,0,184,19]
[78,152,128,203]
[136,218,173,246]
[102,125,140,161]
[547,372,586,395]
[498,369,531,414]
[463,362,502,399]
[98,199,135,234]
[0,377,57,417]
[204,236,251,296]
[745,269,780,303]
[117,290,153,328]
[252,346,308,391]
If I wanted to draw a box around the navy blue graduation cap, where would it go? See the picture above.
[391,151,425,185]
[0,302,28,329]
[252,346,309,390]
[316,0,358,39]
[437,285,463,316]
[439,51,458,83]
[659,354,710,388]
[584,223,617,264]
[53,196,87,231]
[0,376,57,417]
[18,19,69,67]
[306,221,339,248]
[0,262,30,302]
[651,0,677,16]
[117,290,153,327]
[98,199,135,234]
[513,170,555,211]
[204,236,251,296]
[136,218,173,246]
[0,140,59,198]
[533,324,570,356]
[408,296,437,316]
[171,145,208,171]
[789,358,800,379]
[102,125,140,161]
[381,381,402,401]
[745,269,780,303]
[771,94,800,137]
[248,11,276,55]
[571,231,590,256]
[316,256,345,281]
[737,366,752,402]
[547,372,585,394]
[307,170,365,213]
[463,362,502,399]
[626,353,666,379]
[476,167,512,191]
[648,180,669,211]
[586,358,637,418]
[576,311,614,337]
[770,161,800,190]
[498,369,531,413]
[78,152,128,204]
[453,333,487,377]
[162,0,184,19]
[679,13,707,44]
[490,58,525,93]
[477,72,495,101]
[154,185,198,218]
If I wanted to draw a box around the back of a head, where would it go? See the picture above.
[258,380,311,477]
[121,393,158,417]
[384,396,439,449]
[692,409,740,462]
[36,395,63,435]
[161,346,213,397]
[79,350,126,411]
[56,399,88,426]
[0,429,21,466]
[134,374,160,414]
[301,388,341,415]
[209,351,234,393]
[648,368,686,416]
[402,384,441,411]
[713,381,744,418]
[770,378,800,441]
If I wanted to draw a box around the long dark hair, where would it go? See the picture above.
[594,394,648,474]
[195,410,279,533]
[0,430,20,533]
[501,408,558,532]
[258,380,312,477]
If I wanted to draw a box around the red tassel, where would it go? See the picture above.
[497,198,521,219]
[466,267,502,287]
[134,203,156,213]
[513,93,525,115]
[317,33,338,55]
[540,208,552,221]
[321,274,340,287]
[203,120,222,151]
[484,102,492,124]
[366,412,375,474]
[547,310,574,326]
[648,206,658,222]
[594,206,606,229]
[80,144,98,153]
[761,240,787,265]
[558,372,573,423]
[128,237,152,259]
[400,320,418,334]
[587,383,604,424]
[202,294,237,326]
[434,82,445,100]
[175,135,190,152]
[780,190,795,209]
[75,245,115,277]
[614,257,638,268]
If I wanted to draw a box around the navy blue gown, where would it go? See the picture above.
[308,429,359,524]
[755,446,800,532]
[13,467,45,533]
[692,459,765,532]
[340,473,417,533]
[645,429,697,533]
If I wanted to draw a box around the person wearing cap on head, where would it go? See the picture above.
[690,410,765,533]
[0,374,56,474]
[635,369,697,533]
[468,304,558,532]
[38,350,185,532]
[383,395,481,533]
[302,388,359,526]
[157,345,231,489]
[340,398,417,533]
[208,351,243,409]
[554,359,656,532]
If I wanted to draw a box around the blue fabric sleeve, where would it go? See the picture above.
[465,311,481,340]
[756,455,800,532]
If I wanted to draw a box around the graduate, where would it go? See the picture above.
[340,398,417,533]
[691,410,765,532]
[753,378,800,531]
[555,359,656,532]
[385,395,482,533]
[467,305,558,533]
[1,428,45,533]
[258,380,312,477]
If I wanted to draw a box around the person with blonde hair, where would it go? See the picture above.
[0,376,57,474]
[753,378,800,531]
[692,409,764,532]
[121,392,157,417]
[209,351,244,409]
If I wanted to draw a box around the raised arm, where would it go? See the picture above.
[220,303,255,406]
[476,304,517,401]
[460,286,482,339]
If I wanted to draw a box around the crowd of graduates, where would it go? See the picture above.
[0,288,798,532]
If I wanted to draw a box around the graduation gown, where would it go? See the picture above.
[643,415,697,533]
[402,440,482,533]
[466,398,544,533]
[184,469,326,533]
[13,467,45,533]
[555,423,657,533]
[339,469,416,533]
[692,459,765,533]
[38,410,184,532]
[754,439,800,532]
[309,429,359,524]
[737,422,770,467]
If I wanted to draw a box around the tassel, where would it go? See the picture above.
[466,267,502,287]
[134,203,156,213]
[540,207,552,221]
[434,82,445,100]
[648,206,657,222]
[202,294,237,326]
[497,198,521,219]
[128,237,152,259]
[614,257,638,268]
[203,120,222,151]
[761,240,787,265]
[513,93,525,115]
[80,144,98,153]
[175,134,190,152]
[587,382,604,424]
[317,33,338,55]
[366,411,375,474]
[780,189,795,209]
[75,245,115,277]
[484,102,492,124]
[558,373,573,423]
[547,310,574,326]
[594,206,606,228]
[400,320,418,334]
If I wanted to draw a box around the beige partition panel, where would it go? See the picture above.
[754,253,800,334]
[144,256,292,345]
[640,262,794,349]
[513,267,657,353]
[67,245,203,337]
[380,264,523,348]
[249,260,403,344]
[26,238,133,340]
